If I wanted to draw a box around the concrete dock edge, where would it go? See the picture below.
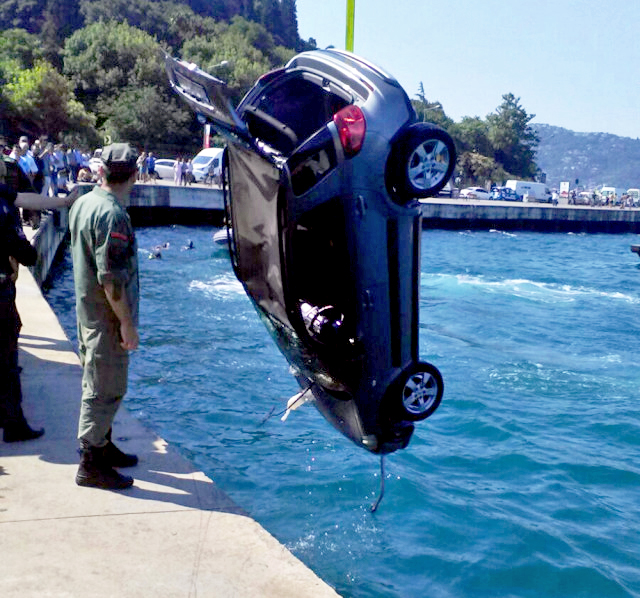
[0,264,340,597]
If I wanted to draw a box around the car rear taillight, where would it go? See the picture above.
[333,105,366,157]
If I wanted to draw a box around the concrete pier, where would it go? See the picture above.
[64,181,640,233]
[419,197,640,233]
[0,222,340,597]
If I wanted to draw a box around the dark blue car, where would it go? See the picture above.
[166,49,456,454]
[490,186,522,201]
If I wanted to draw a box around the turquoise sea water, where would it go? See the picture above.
[45,227,640,598]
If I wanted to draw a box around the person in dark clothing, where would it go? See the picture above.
[0,157,77,442]
[0,159,44,442]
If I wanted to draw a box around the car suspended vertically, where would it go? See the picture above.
[166,49,456,454]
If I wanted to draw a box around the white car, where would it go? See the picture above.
[153,159,176,180]
[460,187,491,200]
[88,148,102,174]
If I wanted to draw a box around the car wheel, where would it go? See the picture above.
[397,362,443,421]
[386,123,456,203]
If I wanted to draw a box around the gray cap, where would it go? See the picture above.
[101,143,138,173]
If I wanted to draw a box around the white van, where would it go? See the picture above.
[191,147,224,183]
[505,180,552,203]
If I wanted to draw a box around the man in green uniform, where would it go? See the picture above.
[69,143,140,490]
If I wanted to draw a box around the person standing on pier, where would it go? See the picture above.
[1,154,79,441]
[0,159,45,442]
[69,143,140,490]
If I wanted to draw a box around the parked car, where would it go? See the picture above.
[490,186,522,201]
[460,187,491,200]
[166,49,456,454]
[573,191,592,205]
[153,158,176,180]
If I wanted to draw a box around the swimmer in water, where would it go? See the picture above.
[149,247,162,259]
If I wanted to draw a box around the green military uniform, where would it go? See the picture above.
[69,185,139,447]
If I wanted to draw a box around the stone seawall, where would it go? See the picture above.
[419,199,640,233]
[127,183,225,226]
[30,210,70,286]
[29,187,640,285]
[28,184,227,284]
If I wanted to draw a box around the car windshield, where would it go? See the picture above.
[192,156,212,166]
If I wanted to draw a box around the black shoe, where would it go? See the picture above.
[3,424,45,443]
[76,445,134,490]
[104,441,138,468]
[76,465,134,490]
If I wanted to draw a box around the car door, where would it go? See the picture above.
[165,54,289,320]
[166,54,359,394]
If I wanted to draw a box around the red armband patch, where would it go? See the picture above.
[110,231,129,241]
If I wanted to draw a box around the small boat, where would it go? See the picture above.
[631,245,640,257]
[213,228,230,246]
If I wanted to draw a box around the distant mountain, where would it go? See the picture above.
[532,124,640,190]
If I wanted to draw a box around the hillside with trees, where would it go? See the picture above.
[532,124,640,190]
[0,0,308,152]
[2,0,577,189]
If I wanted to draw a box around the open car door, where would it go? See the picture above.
[165,54,291,326]
[165,54,252,145]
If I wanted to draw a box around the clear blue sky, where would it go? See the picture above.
[296,0,640,139]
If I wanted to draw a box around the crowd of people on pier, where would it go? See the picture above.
[1,133,205,197]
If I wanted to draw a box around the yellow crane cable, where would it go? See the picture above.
[346,0,355,51]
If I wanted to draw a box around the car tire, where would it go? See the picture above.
[386,123,456,203]
[384,361,444,422]
[389,361,444,421]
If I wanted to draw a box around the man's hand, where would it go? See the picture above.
[120,320,139,351]
[103,281,138,350]
[8,256,19,282]
[66,184,80,207]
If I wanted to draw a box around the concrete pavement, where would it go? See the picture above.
[0,265,340,598]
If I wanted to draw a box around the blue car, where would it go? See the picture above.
[490,187,522,201]
[166,49,456,454]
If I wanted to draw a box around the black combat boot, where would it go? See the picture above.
[3,422,45,443]
[104,427,138,468]
[76,441,134,490]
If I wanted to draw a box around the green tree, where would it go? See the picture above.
[181,16,294,104]
[0,27,44,68]
[98,85,192,148]
[451,116,492,156]
[63,20,195,148]
[412,83,454,130]
[278,0,298,48]
[486,93,538,179]
[0,0,47,33]
[3,60,96,140]
[40,0,84,66]
[63,21,166,110]
[79,0,196,49]
[457,151,506,187]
